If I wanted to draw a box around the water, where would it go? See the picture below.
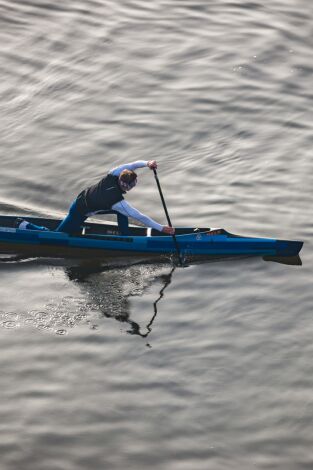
[0,0,313,468]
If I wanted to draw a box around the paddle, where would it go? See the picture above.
[153,168,184,266]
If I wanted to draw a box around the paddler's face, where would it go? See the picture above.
[119,177,137,192]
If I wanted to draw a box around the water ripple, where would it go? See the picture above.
[0,0,312,468]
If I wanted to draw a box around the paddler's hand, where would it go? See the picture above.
[148,160,157,170]
[162,226,175,235]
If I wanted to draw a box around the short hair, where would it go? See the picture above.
[119,169,137,184]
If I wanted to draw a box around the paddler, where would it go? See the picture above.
[17,161,175,235]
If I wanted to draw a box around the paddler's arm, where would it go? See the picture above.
[112,200,174,234]
[110,160,157,176]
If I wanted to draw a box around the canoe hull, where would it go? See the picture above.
[0,216,303,260]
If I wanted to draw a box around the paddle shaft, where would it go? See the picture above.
[153,169,183,265]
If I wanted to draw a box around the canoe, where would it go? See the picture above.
[0,215,303,260]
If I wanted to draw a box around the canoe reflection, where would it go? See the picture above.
[64,261,175,338]
[262,255,302,266]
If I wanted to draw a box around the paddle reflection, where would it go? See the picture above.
[64,261,175,338]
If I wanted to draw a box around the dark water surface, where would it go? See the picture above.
[0,0,312,469]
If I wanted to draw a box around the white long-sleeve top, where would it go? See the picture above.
[109,160,149,176]
[111,200,163,232]
[109,161,163,232]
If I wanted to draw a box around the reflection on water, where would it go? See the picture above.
[0,257,177,337]
[142,267,175,339]
[263,255,302,266]
[0,253,302,338]
[65,261,176,339]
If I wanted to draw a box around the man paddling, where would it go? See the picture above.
[17,160,175,235]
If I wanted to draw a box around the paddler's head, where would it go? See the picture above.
[119,169,137,192]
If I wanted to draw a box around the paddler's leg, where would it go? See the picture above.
[116,213,129,235]
[56,199,87,234]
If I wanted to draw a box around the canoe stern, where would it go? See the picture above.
[275,240,303,257]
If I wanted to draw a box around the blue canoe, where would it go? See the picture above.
[0,215,303,260]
